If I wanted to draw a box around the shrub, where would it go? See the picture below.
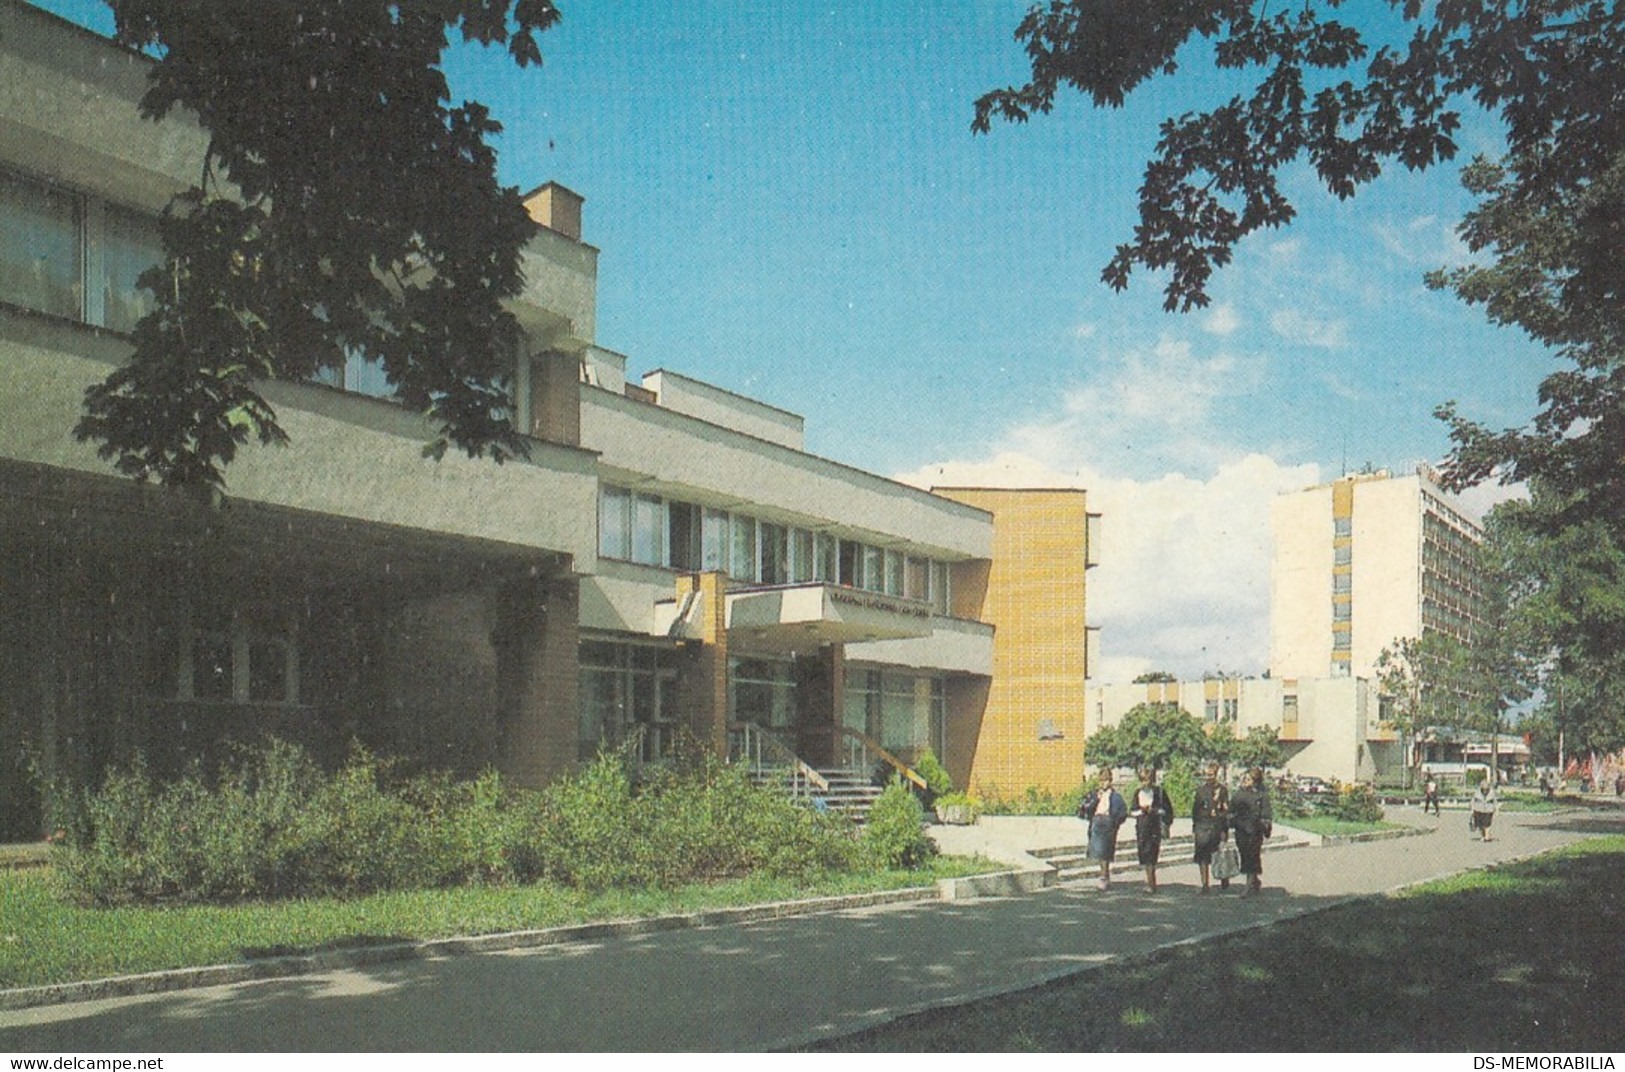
[979,784,1088,816]
[55,738,871,905]
[1160,764,1196,819]
[863,782,936,868]
[914,749,953,801]
[1326,783,1385,823]
[933,790,983,823]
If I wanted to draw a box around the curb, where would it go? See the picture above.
[1319,824,1435,846]
[0,884,940,1013]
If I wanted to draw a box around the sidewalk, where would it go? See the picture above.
[1,807,1617,1051]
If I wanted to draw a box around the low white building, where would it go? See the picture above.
[1087,675,1402,785]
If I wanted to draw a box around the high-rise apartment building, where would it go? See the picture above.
[1270,467,1485,682]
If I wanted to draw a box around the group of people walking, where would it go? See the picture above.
[1077,765,1274,897]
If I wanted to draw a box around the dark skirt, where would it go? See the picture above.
[1135,814,1163,866]
[1086,815,1118,861]
[1235,831,1265,876]
[1471,810,1495,831]
[1192,819,1224,864]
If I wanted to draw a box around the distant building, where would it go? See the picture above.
[1271,467,1485,681]
[1087,675,1392,785]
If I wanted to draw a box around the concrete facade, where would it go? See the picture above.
[1271,467,1484,682]
[1087,675,1393,784]
[0,2,1104,836]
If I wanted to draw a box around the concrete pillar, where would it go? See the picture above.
[497,575,580,787]
[671,572,729,758]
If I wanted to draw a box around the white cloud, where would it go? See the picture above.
[1001,335,1266,479]
[896,451,1320,683]
[1073,321,1098,340]
[1202,302,1242,337]
[1374,214,1472,269]
[1269,307,1348,348]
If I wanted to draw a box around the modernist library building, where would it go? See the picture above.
[0,1,1100,839]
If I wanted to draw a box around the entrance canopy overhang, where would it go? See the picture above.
[657,582,936,653]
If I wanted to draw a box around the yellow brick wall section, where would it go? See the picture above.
[936,488,1091,796]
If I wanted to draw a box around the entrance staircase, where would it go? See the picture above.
[731,721,924,824]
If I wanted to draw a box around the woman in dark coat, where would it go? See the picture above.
[1229,767,1273,897]
[1078,768,1128,891]
[1191,763,1231,893]
[1130,767,1175,894]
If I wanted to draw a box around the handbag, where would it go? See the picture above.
[1212,841,1242,881]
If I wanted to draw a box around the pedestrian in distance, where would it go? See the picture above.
[1229,767,1273,898]
[1539,772,1553,802]
[1470,778,1499,841]
[1130,767,1175,894]
[1078,767,1128,891]
[1191,762,1231,893]
[1422,770,1441,816]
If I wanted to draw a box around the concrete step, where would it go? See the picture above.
[1039,833,1310,882]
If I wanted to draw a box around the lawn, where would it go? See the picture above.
[806,837,1625,1052]
[0,856,992,991]
[1282,815,1409,837]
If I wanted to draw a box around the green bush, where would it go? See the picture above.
[1161,765,1196,819]
[979,783,1088,816]
[914,749,953,798]
[862,783,937,869]
[1326,783,1385,823]
[55,739,873,905]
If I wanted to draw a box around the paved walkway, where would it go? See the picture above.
[1,806,1619,1051]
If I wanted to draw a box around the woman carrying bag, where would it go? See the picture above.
[1229,767,1273,898]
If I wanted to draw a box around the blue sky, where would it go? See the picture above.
[38,1,1548,679]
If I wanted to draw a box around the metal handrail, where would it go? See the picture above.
[727,721,830,796]
[833,726,928,791]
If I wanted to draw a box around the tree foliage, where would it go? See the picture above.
[1229,724,1285,772]
[74,1,563,492]
[1087,701,1213,771]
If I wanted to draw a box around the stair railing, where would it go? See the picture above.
[727,721,829,799]
[833,726,929,792]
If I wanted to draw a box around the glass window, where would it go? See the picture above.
[702,508,729,571]
[1333,573,1352,593]
[1332,599,1352,621]
[816,532,837,582]
[101,204,162,334]
[760,523,788,585]
[1203,698,1219,722]
[862,545,884,593]
[669,501,700,571]
[191,632,234,702]
[792,528,815,583]
[905,556,928,602]
[578,666,624,759]
[248,638,289,703]
[1334,544,1353,566]
[883,550,903,596]
[1223,697,1239,722]
[0,172,81,319]
[931,561,950,615]
[599,486,630,559]
[632,493,664,565]
[731,514,757,581]
[838,539,860,587]
[1282,695,1300,722]
[1334,517,1352,538]
[730,656,794,729]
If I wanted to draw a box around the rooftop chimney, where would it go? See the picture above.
[522,182,584,241]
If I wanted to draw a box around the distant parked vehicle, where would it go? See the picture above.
[1295,775,1336,796]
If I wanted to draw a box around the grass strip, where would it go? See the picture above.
[1284,816,1409,837]
[0,856,991,990]
[807,837,1625,1052]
